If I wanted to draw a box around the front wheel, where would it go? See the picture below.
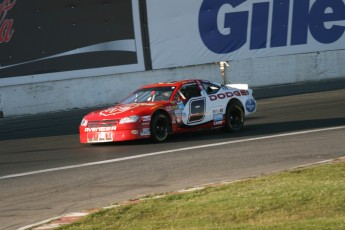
[224,102,244,132]
[150,113,169,143]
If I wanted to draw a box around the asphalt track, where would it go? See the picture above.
[0,79,345,230]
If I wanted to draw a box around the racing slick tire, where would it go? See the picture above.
[224,101,244,132]
[150,112,169,143]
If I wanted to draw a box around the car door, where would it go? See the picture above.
[178,82,213,126]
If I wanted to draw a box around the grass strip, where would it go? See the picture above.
[59,161,345,230]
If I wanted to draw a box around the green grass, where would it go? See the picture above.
[59,161,345,230]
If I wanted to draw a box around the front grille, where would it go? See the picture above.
[88,119,119,128]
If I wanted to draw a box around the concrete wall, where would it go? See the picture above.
[226,50,345,85]
[0,64,220,117]
[1,49,344,118]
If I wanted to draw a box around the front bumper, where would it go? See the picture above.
[79,126,151,143]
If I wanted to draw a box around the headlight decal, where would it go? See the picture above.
[119,115,140,124]
[80,119,88,126]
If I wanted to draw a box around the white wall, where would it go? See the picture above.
[0,49,344,117]
[0,64,220,117]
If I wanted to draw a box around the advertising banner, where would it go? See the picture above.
[0,0,145,82]
[147,0,345,69]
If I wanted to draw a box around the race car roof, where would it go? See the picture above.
[141,79,205,89]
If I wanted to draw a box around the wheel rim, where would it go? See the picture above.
[229,107,243,129]
[155,117,168,140]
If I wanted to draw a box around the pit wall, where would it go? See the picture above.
[1,49,344,118]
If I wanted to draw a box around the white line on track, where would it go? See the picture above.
[1,126,345,180]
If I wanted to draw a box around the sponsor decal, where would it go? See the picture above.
[213,113,223,121]
[100,105,135,117]
[85,126,116,132]
[0,0,15,44]
[177,101,185,110]
[209,90,249,101]
[87,132,113,143]
[140,128,150,136]
[142,115,151,122]
[175,110,182,115]
[170,110,175,116]
[199,0,345,54]
[166,105,178,110]
[212,108,224,114]
[245,99,256,112]
[214,121,223,125]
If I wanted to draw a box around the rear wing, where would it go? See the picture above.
[226,84,249,90]
[226,84,254,97]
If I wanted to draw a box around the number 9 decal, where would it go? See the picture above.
[188,98,205,123]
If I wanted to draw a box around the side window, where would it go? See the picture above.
[173,89,188,104]
[185,84,201,98]
[175,83,201,104]
[202,82,220,95]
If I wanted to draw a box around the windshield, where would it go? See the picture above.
[121,86,176,104]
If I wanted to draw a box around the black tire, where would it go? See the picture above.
[150,113,169,143]
[224,101,244,132]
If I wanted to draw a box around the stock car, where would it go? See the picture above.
[79,79,256,143]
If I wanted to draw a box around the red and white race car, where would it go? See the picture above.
[79,79,256,143]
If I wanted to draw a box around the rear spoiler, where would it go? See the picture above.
[226,84,249,90]
[226,84,254,96]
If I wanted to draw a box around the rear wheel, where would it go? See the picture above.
[150,113,169,143]
[224,101,244,132]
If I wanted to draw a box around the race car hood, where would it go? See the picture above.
[84,102,169,120]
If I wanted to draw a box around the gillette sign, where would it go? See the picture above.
[199,0,345,54]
